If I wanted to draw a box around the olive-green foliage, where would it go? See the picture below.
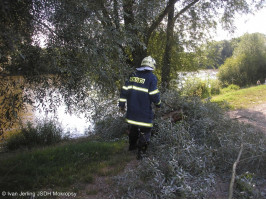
[199,39,239,69]
[4,120,66,151]
[218,33,266,87]
[0,76,25,132]
[114,90,265,198]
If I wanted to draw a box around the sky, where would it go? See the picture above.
[214,6,266,41]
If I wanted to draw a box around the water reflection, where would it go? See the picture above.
[179,69,218,80]
[29,89,94,138]
[34,103,93,138]
[175,69,218,88]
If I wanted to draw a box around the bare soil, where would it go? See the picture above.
[227,103,266,134]
[76,153,138,199]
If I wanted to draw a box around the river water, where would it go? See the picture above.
[33,100,93,138]
[175,69,218,88]
[25,88,95,138]
[20,69,218,138]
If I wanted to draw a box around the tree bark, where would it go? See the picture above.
[122,0,201,69]
[161,0,201,88]
[122,0,145,67]
[161,1,175,88]
[122,0,180,68]
[145,0,179,46]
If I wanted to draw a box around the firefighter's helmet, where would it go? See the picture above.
[141,56,156,70]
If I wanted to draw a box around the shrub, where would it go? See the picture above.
[179,78,221,98]
[234,172,261,198]
[94,115,128,141]
[209,79,221,95]
[4,120,66,151]
[179,77,209,98]
[114,89,266,198]
[218,33,266,87]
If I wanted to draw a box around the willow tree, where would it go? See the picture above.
[0,0,264,132]
[33,0,264,87]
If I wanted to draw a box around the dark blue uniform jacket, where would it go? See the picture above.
[119,70,161,127]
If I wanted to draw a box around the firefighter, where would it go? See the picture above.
[119,56,161,160]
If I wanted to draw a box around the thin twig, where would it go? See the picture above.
[239,154,264,163]
[228,143,244,199]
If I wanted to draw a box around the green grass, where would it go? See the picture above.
[211,85,266,109]
[0,138,132,195]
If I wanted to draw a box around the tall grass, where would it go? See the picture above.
[4,120,66,151]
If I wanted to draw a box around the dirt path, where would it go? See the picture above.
[227,103,266,134]
[76,155,138,199]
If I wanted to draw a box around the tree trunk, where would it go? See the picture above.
[122,0,147,68]
[161,2,175,88]
[161,0,200,88]
[132,46,147,68]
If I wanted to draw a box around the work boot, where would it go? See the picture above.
[136,145,148,160]
[137,149,142,160]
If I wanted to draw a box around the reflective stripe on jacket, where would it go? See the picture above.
[119,70,161,127]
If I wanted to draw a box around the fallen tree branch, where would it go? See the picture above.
[228,143,244,199]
